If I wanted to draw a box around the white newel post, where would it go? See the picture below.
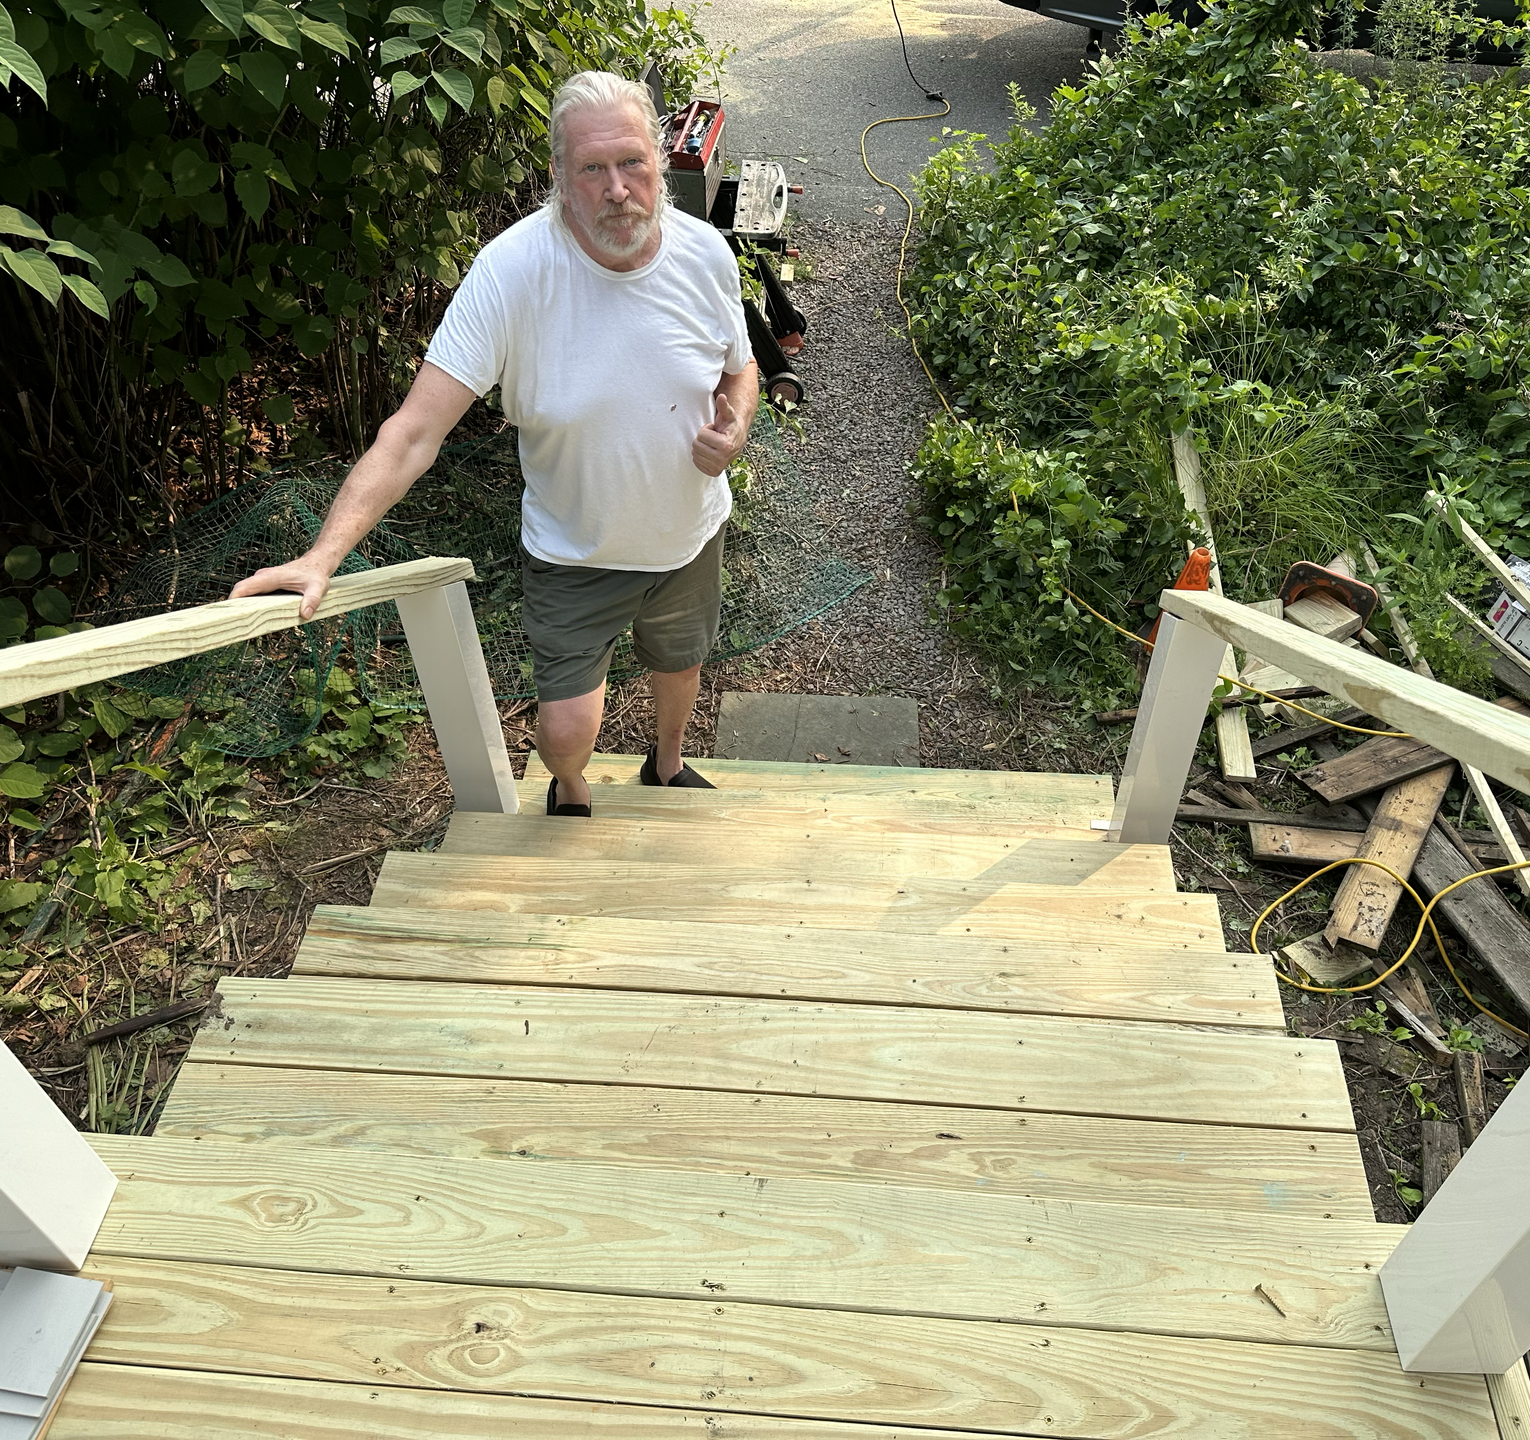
[0,1041,117,1270]
[1381,1071,1530,1373]
[394,580,519,814]
[1107,612,1227,845]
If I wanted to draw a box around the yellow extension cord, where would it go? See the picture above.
[1061,588,1530,1037]
[860,104,955,418]
[856,41,1526,1041]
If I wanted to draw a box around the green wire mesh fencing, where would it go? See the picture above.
[100,407,866,756]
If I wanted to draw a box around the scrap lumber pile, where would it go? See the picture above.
[1160,534,1530,1203]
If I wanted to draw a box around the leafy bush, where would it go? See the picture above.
[0,0,714,533]
[911,0,1530,698]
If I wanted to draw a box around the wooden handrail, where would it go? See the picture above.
[1159,589,1530,795]
[0,556,475,708]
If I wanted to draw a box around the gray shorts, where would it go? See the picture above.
[520,523,726,703]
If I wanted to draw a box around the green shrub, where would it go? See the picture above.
[0,0,715,532]
[911,0,1530,697]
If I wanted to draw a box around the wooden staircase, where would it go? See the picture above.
[60,755,1501,1437]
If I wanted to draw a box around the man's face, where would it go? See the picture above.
[558,104,663,266]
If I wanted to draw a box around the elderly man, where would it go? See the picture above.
[232,71,758,816]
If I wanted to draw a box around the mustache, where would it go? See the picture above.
[596,200,650,222]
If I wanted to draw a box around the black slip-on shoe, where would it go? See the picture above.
[546,776,592,817]
[640,743,717,789]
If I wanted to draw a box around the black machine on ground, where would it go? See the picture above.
[642,64,808,410]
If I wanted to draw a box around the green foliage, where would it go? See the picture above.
[0,0,716,528]
[281,662,420,777]
[1389,1167,1424,1206]
[1406,1079,1445,1119]
[1445,1021,1485,1052]
[910,0,1530,695]
[1343,1000,1415,1041]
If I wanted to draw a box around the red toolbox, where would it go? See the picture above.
[668,99,725,222]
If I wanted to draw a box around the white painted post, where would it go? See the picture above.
[1107,612,1227,845]
[394,580,519,814]
[1380,1072,1530,1373]
[0,1042,117,1270]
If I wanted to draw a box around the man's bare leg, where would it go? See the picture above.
[651,663,702,783]
[536,685,605,809]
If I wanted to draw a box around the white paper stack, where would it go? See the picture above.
[0,1268,112,1440]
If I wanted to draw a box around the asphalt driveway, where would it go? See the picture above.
[696,0,1092,221]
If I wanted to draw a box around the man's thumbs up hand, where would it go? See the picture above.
[692,390,746,477]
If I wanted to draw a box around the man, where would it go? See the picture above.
[232,70,758,816]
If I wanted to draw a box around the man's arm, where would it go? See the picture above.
[692,361,759,478]
[230,362,478,618]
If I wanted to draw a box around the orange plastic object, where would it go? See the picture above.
[1143,547,1214,648]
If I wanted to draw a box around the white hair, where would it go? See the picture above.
[543,70,670,222]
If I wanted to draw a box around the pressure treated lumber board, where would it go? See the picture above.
[157,1066,1376,1218]
[370,853,1226,947]
[1250,823,1363,866]
[86,1134,1401,1350]
[290,904,1283,1029]
[401,835,1176,890]
[1163,589,1530,796]
[525,750,1114,817]
[1325,763,1455,950]
[1298,735,1452,805]
[1215,706,1258,783]
[77,1256,1495,1440]
[0,558,473,709]
[440,811,1108,881]
[511,779,1106,835]
[185,975,1353,1130]
[1488,1359,1530,1438]
[50,1365,980,1440]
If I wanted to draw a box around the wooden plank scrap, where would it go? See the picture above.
[1250,710,1368,760]
[1278,933,1371,986]
[1251,825,1361,867]
[1298,735,1451,805]
[1454,1048,1489,1143]
[1285,592,1364,641]
[1420,1119,1462,1202]
[1462,765,1530,898]
[1325,763,1455,951]
[1215,706,1258,783]
[1177,804,1365,834]
[1412,825,1530,1021]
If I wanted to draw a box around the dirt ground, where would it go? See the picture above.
[9,218,1524,1227]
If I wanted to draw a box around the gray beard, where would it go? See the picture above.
[590,205,661,261]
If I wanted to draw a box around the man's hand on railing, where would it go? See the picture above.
[229,555,337,621]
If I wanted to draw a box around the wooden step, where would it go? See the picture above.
[525,750,1112,822]
[186,975,1352,1130]
[158,1065,1375,1218]
[86,1133,1400,1350]
[294,904,1280,1029]
[512,779,1104,838]
[77,1255,1494,1439]
[371,852,1222,946]
[51,1363,992,1440]
[443,810,1111,880]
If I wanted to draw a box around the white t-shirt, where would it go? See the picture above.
[425,205,752,571]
